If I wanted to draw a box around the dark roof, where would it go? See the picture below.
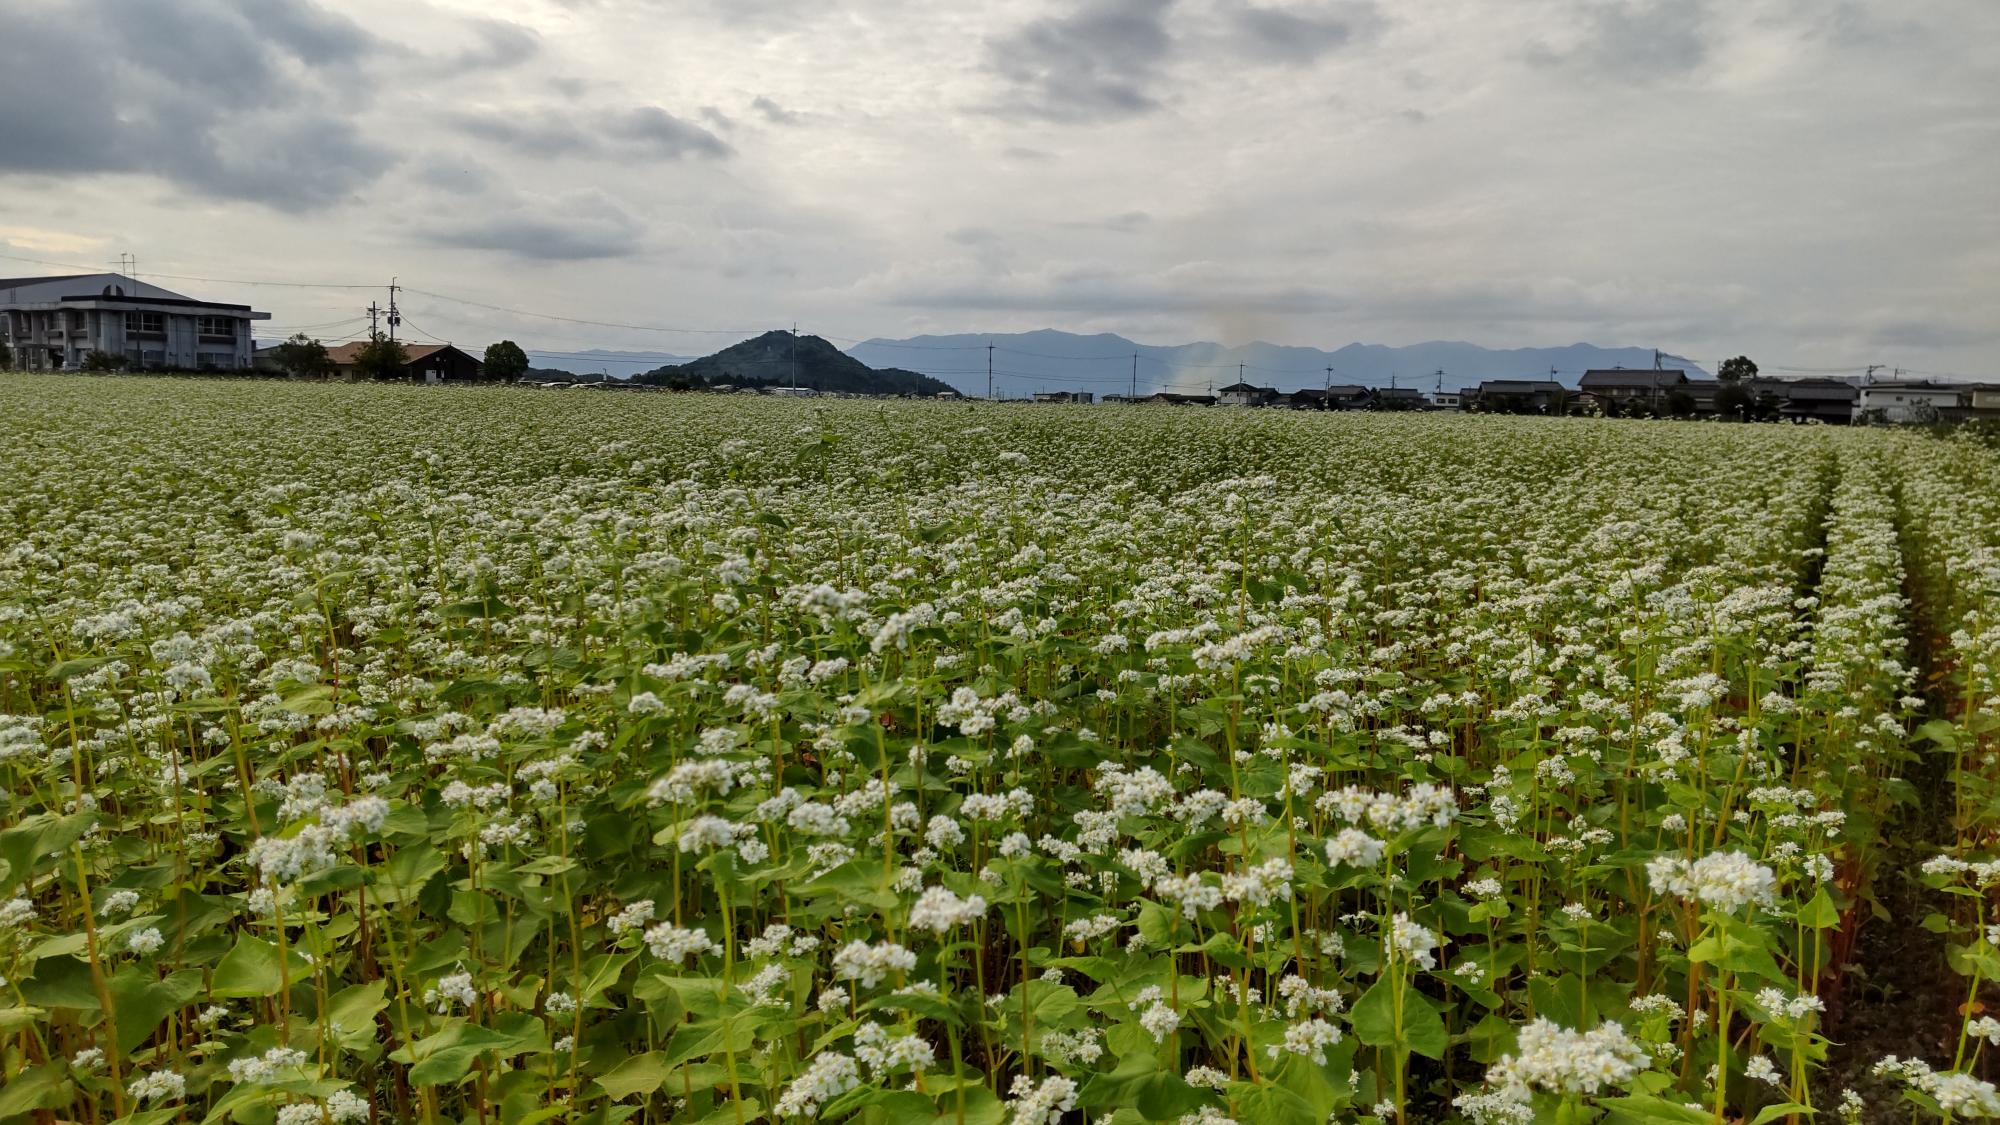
[1579,369,1688,389]
[1863,380,1959,391]
[1376,387,1424,398]
[1218,381,1274,393]
[0,274,85,289]
[1477,379,1565,394]
[58,293,254,312]
[1778,382,1858,402]
[324,342,475,366]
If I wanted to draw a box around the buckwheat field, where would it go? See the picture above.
[6,375,2000,1125]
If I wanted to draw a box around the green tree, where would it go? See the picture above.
[483,340,529,382]
[272,333,336,380]
[1716,383,1754,421]
[1718,355,1758,383]
[81,350,123,372]
[351,335,408,381]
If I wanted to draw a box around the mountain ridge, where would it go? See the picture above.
[844,332,1708,398]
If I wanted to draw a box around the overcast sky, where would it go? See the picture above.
[2,0,1995,375]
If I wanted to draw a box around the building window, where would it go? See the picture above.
[197,315,236,340]
[125,312,165,336]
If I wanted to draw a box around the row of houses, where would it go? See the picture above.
[1473,368,2000,424]
[0,273,499,382]
[1049,383,1434,409]
[1029,371,2000,424]
[267,341,488,383]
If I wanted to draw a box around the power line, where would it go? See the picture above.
[401,286,765,335]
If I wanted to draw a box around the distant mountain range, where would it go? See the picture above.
[634,331,955,396]
[843,331,1709,398]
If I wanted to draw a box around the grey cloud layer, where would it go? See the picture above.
[0,0,394,210]
[448,106,731,160]
[983,0,1180,121]
[1,0,1993,372]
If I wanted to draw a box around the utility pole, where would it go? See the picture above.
[1324,365,1333,390]
[1653,349,1663,370]
[382,278,401,343]
[1130,352,1138,401]
[790,323,799,391]
[1238,363,1246,384]
[366,301,382,339]
[987,341,994,401]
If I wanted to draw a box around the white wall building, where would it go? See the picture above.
[1854,380,1963,423]
[1,273,270,371]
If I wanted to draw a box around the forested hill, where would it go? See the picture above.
[636,331,954,396]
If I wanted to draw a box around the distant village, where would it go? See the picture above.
[5,270,1996,426]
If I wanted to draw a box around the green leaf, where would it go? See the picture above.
[0,1062,67,1117]
[325,979,389,1050]
[278,684,336,715]
[1232,1084,1320,1125]
[1687,916,1788,984]
[798,860,898,912]
[1750,1104,1815,1124]
[593,1051,669,1100]
[1133,1072,1207,1120]
[575,951,637,1005]
[1918,719,1962,750]
[1350,977,1448,1059]
[0,811,97,891]
[1601,1093,1725,1123]
[927,1085,1006,1125]
[379,844,447,901]
[0,1005,47,1032]
[211,934,310,998]
[46,655,114,682]
[661,1012,759,1067]
[516,855,579,876]
[107,966,202,1055]
[1797,888,1840,930]
[403,1022,519,1086]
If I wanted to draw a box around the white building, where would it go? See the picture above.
[1854,380,1963,424]
[1,273,269,371]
